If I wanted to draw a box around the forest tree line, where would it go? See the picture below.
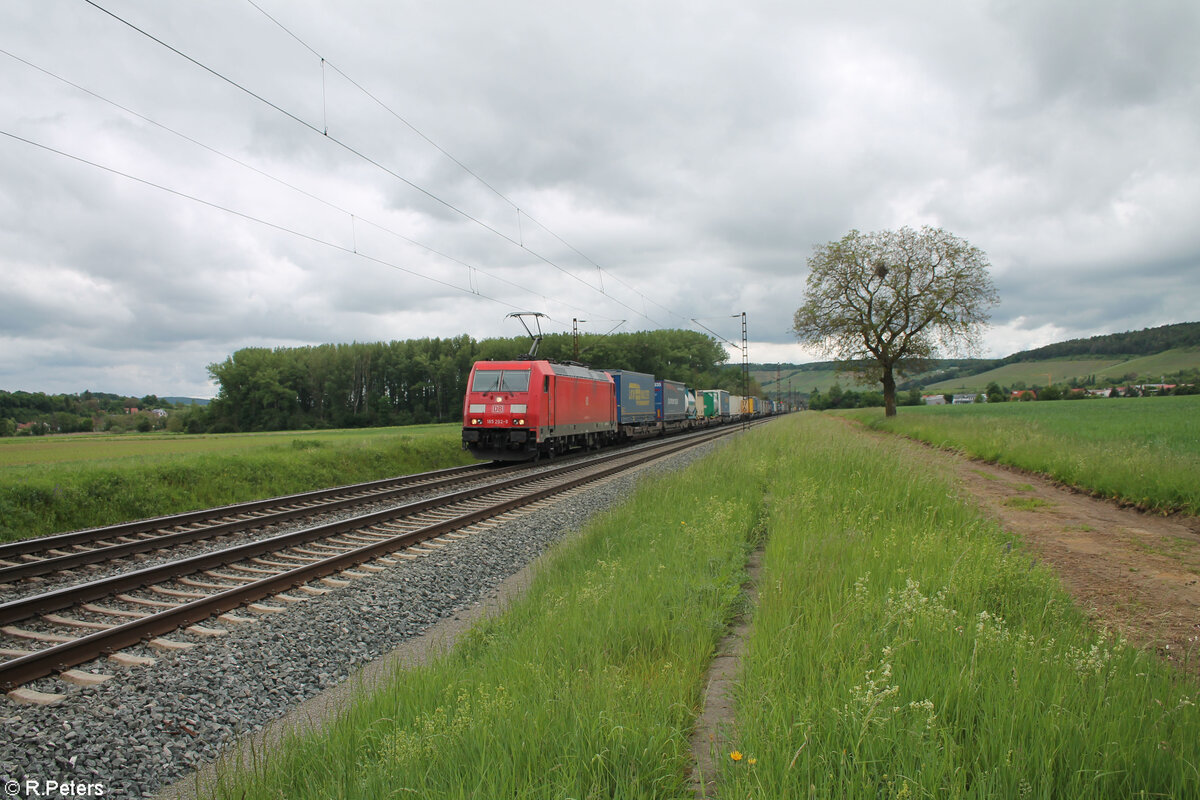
[201,329,759,433]
[0,390,179,436]
[1,330,757,436]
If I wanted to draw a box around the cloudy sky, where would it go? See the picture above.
[2,0,1197,397]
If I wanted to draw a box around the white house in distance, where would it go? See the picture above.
[922,394,983,405]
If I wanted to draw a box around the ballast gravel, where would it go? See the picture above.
[0,440,723,799]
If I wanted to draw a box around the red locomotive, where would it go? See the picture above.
[461,359,616,461]
[461,313,784,461]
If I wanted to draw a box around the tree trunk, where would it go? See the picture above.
[882,365,897,417]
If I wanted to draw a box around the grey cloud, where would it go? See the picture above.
[1,0,1198,395]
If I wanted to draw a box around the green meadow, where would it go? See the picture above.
[209,415,1200,799]
[923,347,1200,393]
[0,425,478,542]
[757,366,879,395]
[0,424,458,468]
[838,395,1200,515]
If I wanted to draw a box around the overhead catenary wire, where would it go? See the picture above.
[0,46,599,321]
[83,0,662,327]
[690,318,741,350]
[0,127,543,318]
[241,0,687,323]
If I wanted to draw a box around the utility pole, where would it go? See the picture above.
[572,318,586,361]
[739,312,748,428]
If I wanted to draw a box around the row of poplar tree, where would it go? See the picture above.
[204,330,757,432]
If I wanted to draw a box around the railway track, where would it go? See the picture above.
[0,424,745,697]
[0,462,518,586]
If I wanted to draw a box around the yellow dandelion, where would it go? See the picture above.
[748,757,757,765]
[730,751,743,762]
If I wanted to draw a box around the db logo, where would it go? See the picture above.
[491,404,505,413]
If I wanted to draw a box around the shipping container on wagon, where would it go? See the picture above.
[608,370,657,424]
[655,379,689,423]
[700,389,730,419]
[729,394,744,419]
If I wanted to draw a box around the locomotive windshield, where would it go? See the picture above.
[471,368,531,393]
[501,370,531,392]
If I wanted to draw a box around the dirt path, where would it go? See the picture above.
[952,457,1200,672]
[688,547,762,799]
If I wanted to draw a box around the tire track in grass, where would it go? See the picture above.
[689,545,763,798]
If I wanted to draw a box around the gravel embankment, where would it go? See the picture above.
[0,439,723,799]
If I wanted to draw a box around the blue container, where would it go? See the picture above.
[607,370,656,424]
[655,379,688,422]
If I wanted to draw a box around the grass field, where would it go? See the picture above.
[756,367,878,395]
[210,415,1200,799]
[0,424,457,468]
[1094,347,1200,381]
[210,425,768,799]
[923,358,1124,392]
[0,424,478,542]
[720,416,1199,798]
[837,395,1200,515]
[924,347,1200,393]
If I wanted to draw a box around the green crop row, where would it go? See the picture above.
[206,415,1199,799]
[838,395,1200,515]
[0,426,478,542]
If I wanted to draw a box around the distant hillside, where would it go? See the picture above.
[751,321,1199,396]
[161,397,211,406]
[999,322,1200,363]
[923,347,1200,393]
[753,359,991,397]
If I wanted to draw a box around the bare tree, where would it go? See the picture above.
[793,226,998,416]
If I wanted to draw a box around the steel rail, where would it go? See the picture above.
[0,426,740,689]
[0,463,498,561]
[0,463,525,583]
[0,424,742,625]
[0,456,603,625]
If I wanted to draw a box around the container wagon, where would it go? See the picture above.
[656,379,690,433]
[700,389,731,421]
[608,369,659,440]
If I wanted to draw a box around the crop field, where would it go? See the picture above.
[837,395,1200,515]
[0,424,478,541]
[923,347,1200,393]
[1094,346,1200,381]
[756,366,878,395]
[922,358,1124,392]
[213,415,1199,799]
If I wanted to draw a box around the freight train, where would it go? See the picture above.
[461,358,785,461]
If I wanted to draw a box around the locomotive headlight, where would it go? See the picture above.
[515,418,525,425]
